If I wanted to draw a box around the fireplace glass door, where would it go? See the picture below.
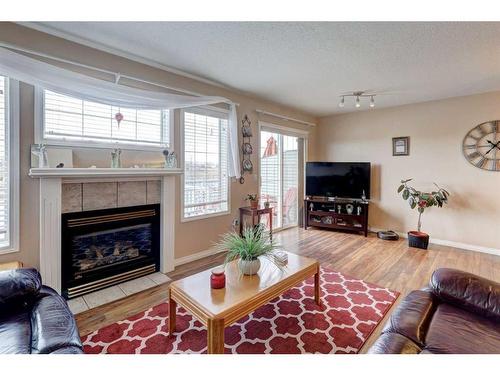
[61,204,160,299]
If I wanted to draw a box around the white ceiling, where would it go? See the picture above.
[24,22,500,117]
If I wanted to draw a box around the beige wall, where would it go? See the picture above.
[0,22,318,267]
[317,91,500,252]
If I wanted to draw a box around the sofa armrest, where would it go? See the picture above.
[0,268,41,312]
[430,268,500,322]
[30,286,83,354]
[368,332,422,354]
[381,289,436,346]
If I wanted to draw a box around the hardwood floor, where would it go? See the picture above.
[75,227,500,352]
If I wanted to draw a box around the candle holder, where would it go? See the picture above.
[210,267,226,289]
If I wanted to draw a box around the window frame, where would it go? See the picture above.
[34,87,174,152]
[180,106,231,222]
[0,77,20,254]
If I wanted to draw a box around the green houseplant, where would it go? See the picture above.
[246,194,259,209]
[397,179,450,249]
[215,224,285,275]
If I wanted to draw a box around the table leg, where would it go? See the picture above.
[168,296,177,337]
[269,210,273,241]
[239,210,243,236]
[314,267,321,306]
[207,318,225,354]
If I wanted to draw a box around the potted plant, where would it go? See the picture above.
[246,194,259,209]
[397,179,450,249]
[216,224,285,275]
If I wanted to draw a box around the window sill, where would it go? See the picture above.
[181,210,231,223]
[0,247,20,256]
[39,139,171,152]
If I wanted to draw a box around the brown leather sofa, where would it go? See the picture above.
[369,268,500,354]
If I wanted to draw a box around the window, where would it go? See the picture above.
[183,108,229,219]
[39,89,171,149]
[0,75,19,252]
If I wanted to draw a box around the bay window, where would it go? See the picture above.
[0,75,19,253]
[38,89,172,149]
[182,108,229,220]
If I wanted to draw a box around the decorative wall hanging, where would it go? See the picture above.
[392,136,410,156]
[240,114,253,184]
[242,159,253,172]
[462,120,500,171]
[114,112,124,127]
[242,142,253,155]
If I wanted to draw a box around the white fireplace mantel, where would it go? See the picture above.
[29,167,183,179]
[30,167,182,294]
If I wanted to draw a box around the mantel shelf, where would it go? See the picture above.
[29,167,184,179]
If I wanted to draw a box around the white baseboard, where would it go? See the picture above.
[174,246,226,267]
[369,227,499,256]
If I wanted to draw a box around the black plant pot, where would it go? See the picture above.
[408,231,429,249]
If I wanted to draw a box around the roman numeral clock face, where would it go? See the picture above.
[463,121,500,171]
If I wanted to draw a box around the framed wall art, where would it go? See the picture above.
[392,136,410,156]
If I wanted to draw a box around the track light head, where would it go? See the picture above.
[355,96,361,108]
[338,96,345,108]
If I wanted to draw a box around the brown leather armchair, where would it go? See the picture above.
[369,268,500,354]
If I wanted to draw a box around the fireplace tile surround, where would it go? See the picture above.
[62,181,161,213]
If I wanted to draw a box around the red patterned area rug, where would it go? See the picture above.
[82,268,399,354]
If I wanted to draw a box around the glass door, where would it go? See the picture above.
[260,129,300,230]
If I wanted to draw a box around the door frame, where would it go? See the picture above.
[258,121,309,231]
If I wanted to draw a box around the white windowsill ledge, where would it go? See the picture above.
[29,167,184,179]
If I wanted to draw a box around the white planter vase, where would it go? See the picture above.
[238,258,261,275]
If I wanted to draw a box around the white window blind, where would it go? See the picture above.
[42,90,171,148]
[0,76,11,248]
[183,109,229,219]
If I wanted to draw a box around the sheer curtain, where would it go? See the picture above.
[0,47,241,177]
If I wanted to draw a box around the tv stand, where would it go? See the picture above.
[304,197,369,237]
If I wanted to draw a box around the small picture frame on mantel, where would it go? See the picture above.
[392,136,410,156]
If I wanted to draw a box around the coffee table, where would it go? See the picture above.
[168,251,320,354]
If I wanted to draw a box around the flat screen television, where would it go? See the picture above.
[306,162,371,199]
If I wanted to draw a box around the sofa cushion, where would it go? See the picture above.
[424,304,500,354]
[0,311,32,354]
[0,268,41,312]
[430,268,500,322]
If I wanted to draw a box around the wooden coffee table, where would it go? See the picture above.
[168,251,320,354]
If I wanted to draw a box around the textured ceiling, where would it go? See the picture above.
[24,22,500,116]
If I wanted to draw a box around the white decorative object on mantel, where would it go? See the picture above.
[30,168,181,293]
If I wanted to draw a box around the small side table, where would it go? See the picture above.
[239,206,273,239]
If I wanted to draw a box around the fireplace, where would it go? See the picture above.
[61,204,160,299]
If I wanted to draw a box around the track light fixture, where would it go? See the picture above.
[338,92,376,109]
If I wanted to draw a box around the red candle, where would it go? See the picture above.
[210,267,226,289]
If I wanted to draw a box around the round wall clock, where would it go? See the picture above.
[462,120,500,171]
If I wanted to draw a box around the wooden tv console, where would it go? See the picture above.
[303,197,369,237]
